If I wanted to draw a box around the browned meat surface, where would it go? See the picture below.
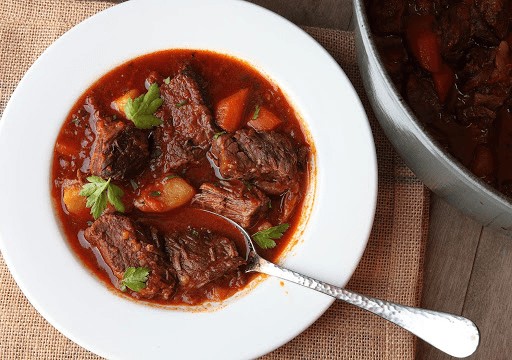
[164,228,245,291]
[210,129,299,194]
[367,0,405,34]
[437,3,471,62]
[84,214,177,299]
[471,0,510,45]
[89,119,149,180]
[192,180,269,228]
[406,74,441,124]
[153,68,215,172]
[408,0,441,15]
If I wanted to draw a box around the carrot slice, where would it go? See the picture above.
[247,107,282,131]
[406,15,442,73]
[215,88,250,132]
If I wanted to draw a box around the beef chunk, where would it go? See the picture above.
[471,0,510,45]
[406,73,441,123]
[164,228,245,291]
[210,129,303,221]
[210,129,299,194]
[84,214,176,299]
[438,3,471,62]
[367,0,405,34]
[192,180,269,228]
[153,68,215,172]
[89,119,150,180]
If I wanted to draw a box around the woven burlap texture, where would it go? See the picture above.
[0,1,429,359]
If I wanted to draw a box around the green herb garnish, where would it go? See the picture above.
[79,176,125,219]
[175,99,189,108]
[120,267,150,292]
[149,191,161,197]
[165,175,179,180]
[163,77,171,85]
[213,131,226,140]
[252,223,289,249]
[252,105,261,120]
[124,83,163,129]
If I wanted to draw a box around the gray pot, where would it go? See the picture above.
[353,0,512,233]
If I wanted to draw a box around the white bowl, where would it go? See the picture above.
[0,0,377,358]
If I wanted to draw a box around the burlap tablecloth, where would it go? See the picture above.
[0,1,429,359]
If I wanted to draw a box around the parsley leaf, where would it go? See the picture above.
[124,83,163,129]
[165,175,179,180]
[213,131,226,140]
[252,105,261,120]
[120,267,150,292]
[163,77,171,85]
[149,191,161,197]
[252,223,289,249]
[79,176,125,219]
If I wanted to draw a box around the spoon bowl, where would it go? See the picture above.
[203,210,480,358]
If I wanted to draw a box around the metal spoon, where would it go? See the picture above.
[207,211,480,358]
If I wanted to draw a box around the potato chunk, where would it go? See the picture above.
[62,183,88,215]
[111,89,141,117]
[135,176,196,212]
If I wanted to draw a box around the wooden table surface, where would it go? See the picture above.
[246,0,512,359]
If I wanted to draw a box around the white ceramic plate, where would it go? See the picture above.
[0,0,377,358]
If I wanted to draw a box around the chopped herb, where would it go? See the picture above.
[149,191,161,197]
[120,267,150,292]
[130,179,138,191]
[252,105,261,120]
[175,99,189,108]
[252,223,289,249]
[243,181,253,190]
[112,114,117,120]
[213,131,226,140]
[163,77,171,85]
[86,221,93,227]
[268,201,272,209]
[79,176,125,219]
[190,229,199,237]
[124,83,163,129]
[165,175,179,180]
[71,117,80,125]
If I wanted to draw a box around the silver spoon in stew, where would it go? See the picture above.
[204,211,480,358]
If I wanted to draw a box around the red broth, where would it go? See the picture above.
[51,50,313,305]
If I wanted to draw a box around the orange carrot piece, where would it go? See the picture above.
[215,88,250,132]
[406,15,442,73]
[247,107,282,131]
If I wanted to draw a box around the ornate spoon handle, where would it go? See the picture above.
[248,254,479,358]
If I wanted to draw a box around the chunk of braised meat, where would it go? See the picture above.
[210,129,299,193]
[374,36,409,86]
[437,3,471,62]
[367,0,405,34]
[406,73,441,124]
[153,68,215,172]
[89,119,150,180]
[473,0,510,45]
[192,180,269,228]
[408,0,441,15]
[164,228,245,291]
[84,214,177,300]
[209,129,304,222]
